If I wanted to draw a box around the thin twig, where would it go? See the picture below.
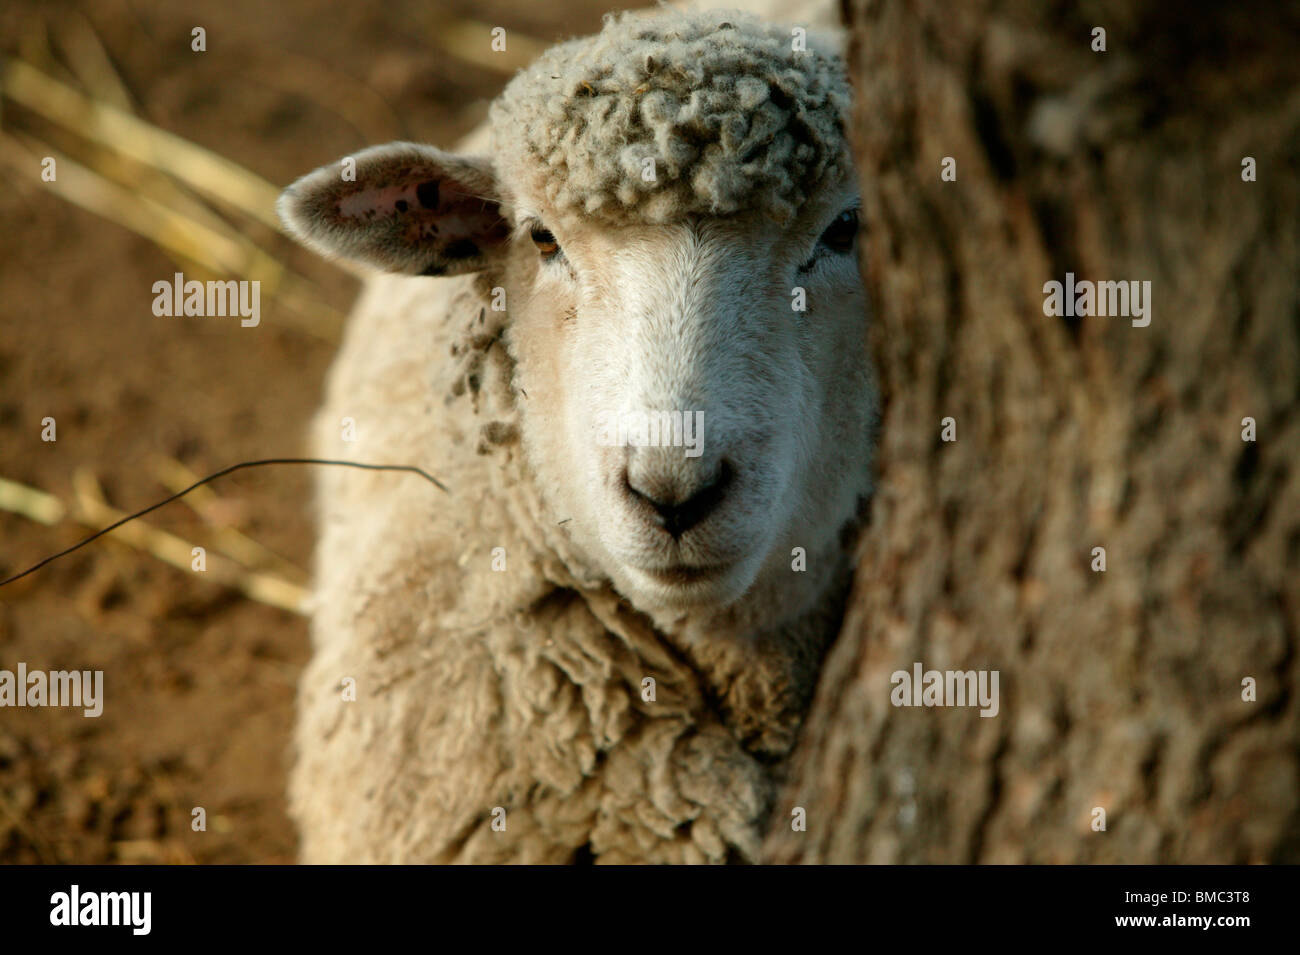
[0,473,308,615]
[153,455,307,582]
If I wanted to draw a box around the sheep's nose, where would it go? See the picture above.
[624,459,734,538]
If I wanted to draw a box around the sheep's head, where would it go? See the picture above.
[279,10,874,620]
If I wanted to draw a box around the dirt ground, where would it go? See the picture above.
[0,0,630,863]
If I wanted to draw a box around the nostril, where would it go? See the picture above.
[624,460,734,538]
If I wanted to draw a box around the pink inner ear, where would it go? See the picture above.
[337,182,428,220]
[329,173,508,268]
[335,180,499,231]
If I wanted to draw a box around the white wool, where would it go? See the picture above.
[490,9,851,225]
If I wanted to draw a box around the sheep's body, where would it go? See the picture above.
[294,269,857,862]
[286,5,873,864]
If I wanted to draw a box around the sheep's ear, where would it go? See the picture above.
[277,142,509,276]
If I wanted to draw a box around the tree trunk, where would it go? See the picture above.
[765,0,1300,863]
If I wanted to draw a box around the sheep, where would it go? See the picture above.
[276,6,876,864]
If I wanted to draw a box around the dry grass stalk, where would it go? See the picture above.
[0,473,307,616]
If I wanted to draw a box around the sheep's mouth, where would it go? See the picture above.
[635,563,732,586]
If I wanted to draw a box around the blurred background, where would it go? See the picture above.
[0,0,635,863]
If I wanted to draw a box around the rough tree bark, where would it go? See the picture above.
[765,0,1300,863]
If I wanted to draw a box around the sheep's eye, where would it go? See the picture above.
[530,227,561,260]
[819,208,859,254]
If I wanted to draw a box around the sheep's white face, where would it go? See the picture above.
[506,184,872,613]
[278,143,873,617]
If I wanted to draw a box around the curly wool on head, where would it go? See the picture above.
[489,9,852,226]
